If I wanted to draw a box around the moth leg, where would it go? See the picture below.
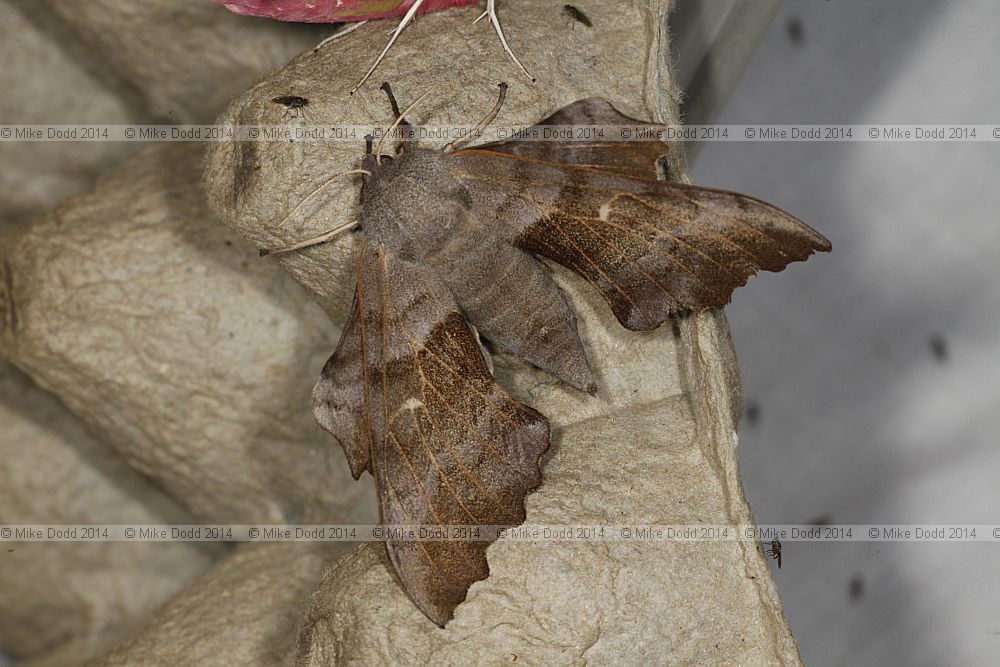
[274,169,371,229]
[258,220,359,257]
[349,0,427,94]
[473,0,534,81]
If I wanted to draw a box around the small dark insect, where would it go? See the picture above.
[271,95,310,119]
[786,16,805,45]
[744,399,761,426]
[271,95,309,110]
[562,4,592,28]
[848,573,864,601]
[767,539,782,568]
[929,333,948,362]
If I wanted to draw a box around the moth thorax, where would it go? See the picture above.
[362,149,473,260]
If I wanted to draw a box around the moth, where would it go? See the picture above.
[288,83,830,625]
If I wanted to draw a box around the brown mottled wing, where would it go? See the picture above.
[484,97,671,179]
[446,98,831,331]
[312,282,372,479]
[314,241,550,626]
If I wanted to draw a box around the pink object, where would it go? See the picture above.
[211,0,477,23]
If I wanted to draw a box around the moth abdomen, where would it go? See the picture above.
[423,222,595,392]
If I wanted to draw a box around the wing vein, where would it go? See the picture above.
[571,211,721,304]
[414,392,499,517]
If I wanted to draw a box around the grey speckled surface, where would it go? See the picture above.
[691,1,1000,665]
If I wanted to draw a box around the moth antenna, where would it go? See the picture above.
[380,82,412,153]
[313,21,367,52]
[349,0,426,95]
[380,82,403,120]
[276,169,372,228]
[375,85,435,164]
[473,0,534,81]
[259,220,360,257]
[444,82,508,152]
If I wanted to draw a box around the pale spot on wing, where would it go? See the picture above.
[401,397,423,411]
[387,396,425,428]
[598,201,612,221]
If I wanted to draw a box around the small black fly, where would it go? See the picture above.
[562,5,592,28]
[271,95,309,110]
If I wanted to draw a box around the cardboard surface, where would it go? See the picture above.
[92,542,353,667]
[0,142,375,526]
[0,365,220,660]
[0,1,144,227]
[39,0,327,123]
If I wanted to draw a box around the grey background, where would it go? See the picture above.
[689,1,1000,665]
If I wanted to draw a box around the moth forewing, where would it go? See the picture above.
[445,98,831,331]
[314,242,549,626]
[312,295,372,480]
